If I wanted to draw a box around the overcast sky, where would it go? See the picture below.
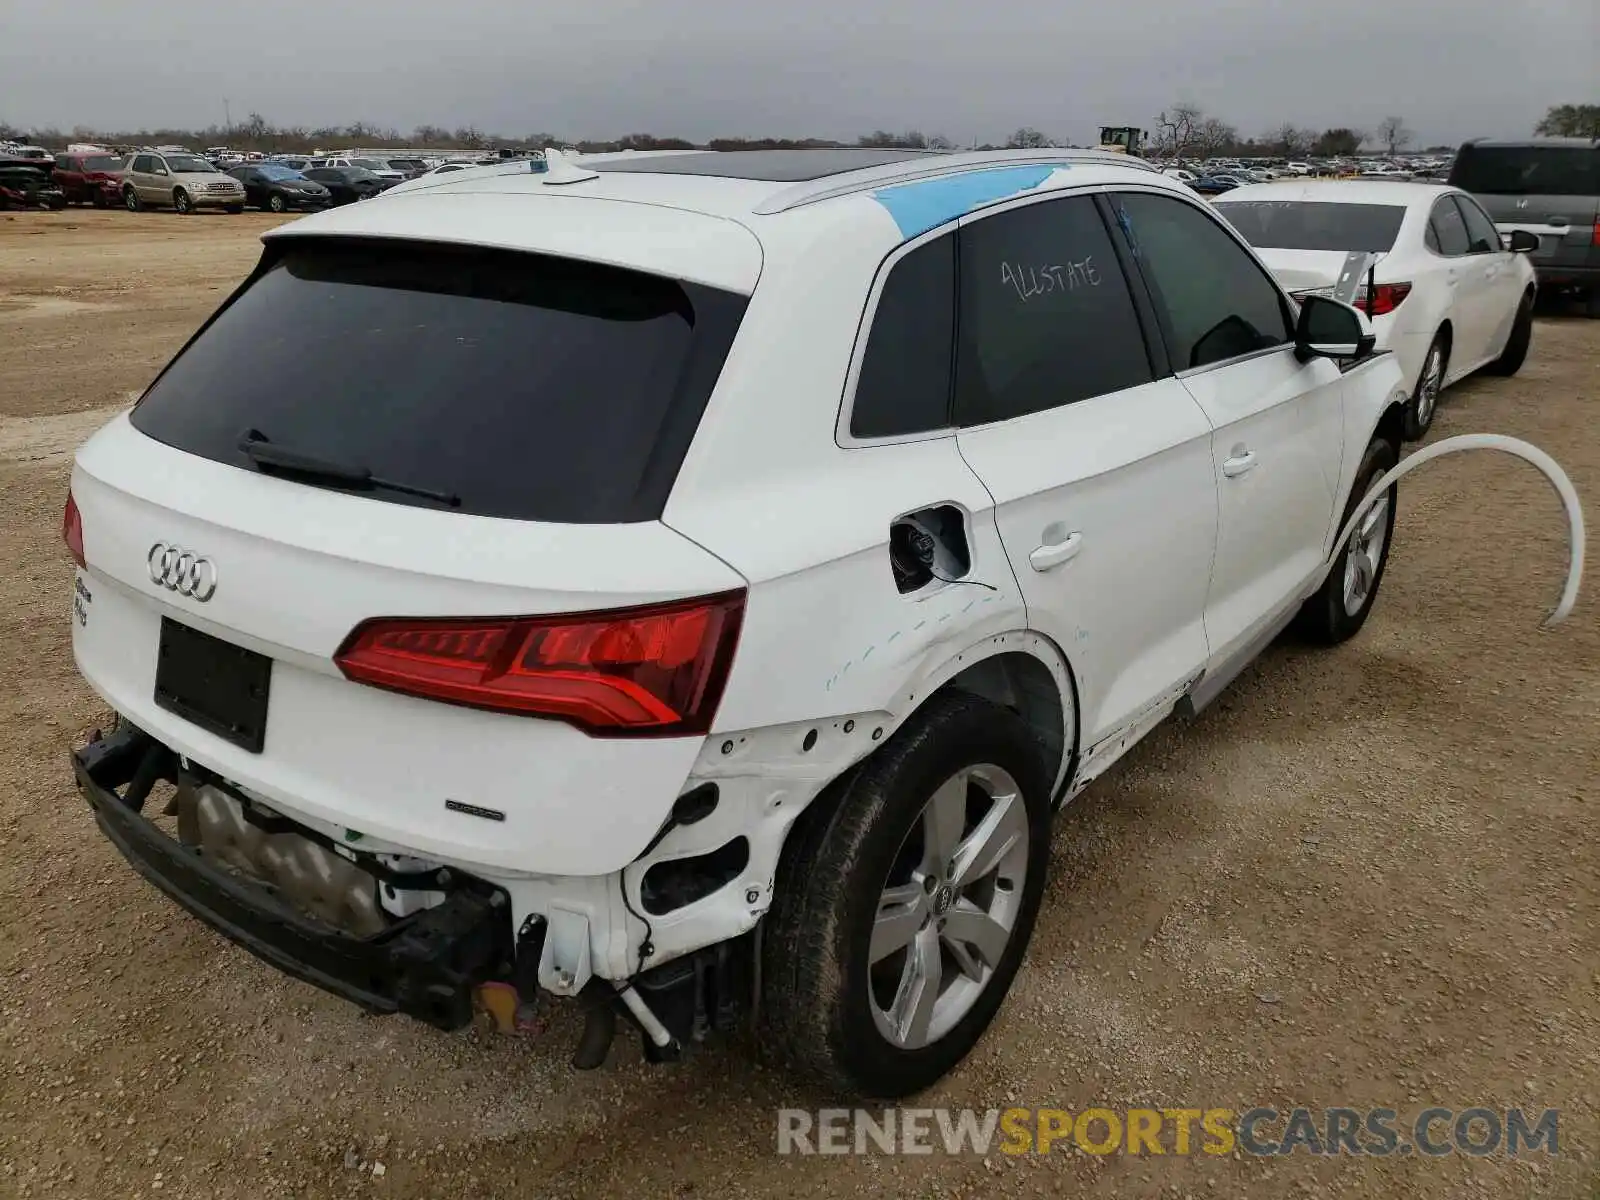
[3,0,1594,146]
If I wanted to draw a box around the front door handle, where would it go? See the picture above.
[1029,531,1083,572]
[1222,449,1258,478]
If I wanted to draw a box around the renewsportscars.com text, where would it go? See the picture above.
[776,1106,1560,1157]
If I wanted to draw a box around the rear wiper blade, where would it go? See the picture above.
[237,429,460,507]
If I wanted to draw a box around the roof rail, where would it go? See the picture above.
[751,148,1158,216]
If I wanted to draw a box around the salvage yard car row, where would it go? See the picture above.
[0,148,424,213]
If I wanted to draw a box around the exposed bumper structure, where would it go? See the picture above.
[71,723,512,1029]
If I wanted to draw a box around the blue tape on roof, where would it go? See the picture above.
[871,165,1059,239]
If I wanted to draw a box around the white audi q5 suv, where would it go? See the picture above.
[66,147,1409,1097]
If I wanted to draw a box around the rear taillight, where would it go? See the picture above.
[334,591,745,736]
[1354,282,1412,317]
[1591,221,1600,247]
[63,490,85,568]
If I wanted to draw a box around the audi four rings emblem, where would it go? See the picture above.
[147,543,218,602]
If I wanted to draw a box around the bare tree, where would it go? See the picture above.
[927,134,955,150]
[1153,102,1203,159]
[1006,127,1051,149]
[1195,117,1237,160]
[1264,123,1311,158]
[1377,116,1412,157]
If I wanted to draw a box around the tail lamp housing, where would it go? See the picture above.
[334,591,745,737]
[1354,282,1412,317]
[63,490,86,568]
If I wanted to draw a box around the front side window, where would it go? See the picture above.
[1454,195,1501,254]
[953,195,1153,425]
[850,233,955,439]
[1430,198,1471,256]
[1111,192,1293,370]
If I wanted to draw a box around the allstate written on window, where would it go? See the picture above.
[954,196,1152,425]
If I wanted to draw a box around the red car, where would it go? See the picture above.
[53,152,126,208]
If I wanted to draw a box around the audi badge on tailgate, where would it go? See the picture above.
[147,543,218,602]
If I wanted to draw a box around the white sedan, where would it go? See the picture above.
[1215,181,1539,437]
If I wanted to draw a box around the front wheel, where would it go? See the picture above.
[172,188,193,215]
[761,692,1052,1097]
[1485,294,1534,376]
[1296,436,1399,645]
[1403,334,1447,440]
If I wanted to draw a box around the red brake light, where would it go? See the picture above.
[334,591,745,736]
[63,490,86,568]
[1592,221,1600,248]
[1354,282,1412,317]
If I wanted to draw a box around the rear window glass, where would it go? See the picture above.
[1449,146,1598,196]
[1217,201,1406,252]
[130,240,747,524]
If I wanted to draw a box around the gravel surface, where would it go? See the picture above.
[1,210,1596,1199]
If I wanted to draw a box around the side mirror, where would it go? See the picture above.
[1505,229,1540,253]
[1295,295,1375,362]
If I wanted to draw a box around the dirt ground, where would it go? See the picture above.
[1,209,1596,1200]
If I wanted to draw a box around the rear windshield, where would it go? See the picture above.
[1216,201,1406,252]
[1449,145,1598,196]
[130,240,747,523]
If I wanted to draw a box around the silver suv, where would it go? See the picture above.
[1449,138,1600,316]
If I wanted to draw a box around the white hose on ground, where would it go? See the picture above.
[1330,433,1585,629]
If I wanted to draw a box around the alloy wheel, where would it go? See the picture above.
[1342,494,1391,616]
[868,763,1030,1050]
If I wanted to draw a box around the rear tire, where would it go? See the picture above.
[761,691,1052,1098]
[123,187,140,212]
[1586,289,1600,320]
[91,191,106,209]
[1296,436,1399,645]
[1485,293,1534,375]
[1403,333,1447,440]
[268,192,288,213]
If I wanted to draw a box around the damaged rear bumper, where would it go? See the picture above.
[70,723,512,1029]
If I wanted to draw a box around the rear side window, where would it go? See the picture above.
[850,234,955,439]
[1454,195,1501,253]
[1430,199,1472,256]
[953,196,1153,426]
[130,240,748,524]
[1217,201,1406,252]
[1112,192,1293,370]
[1450,145,1598,196]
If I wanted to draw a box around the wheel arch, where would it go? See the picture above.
[1374,397,1407,459]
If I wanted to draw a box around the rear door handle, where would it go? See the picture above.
[1222,450,1258,478]
[1029,531,1083,572]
